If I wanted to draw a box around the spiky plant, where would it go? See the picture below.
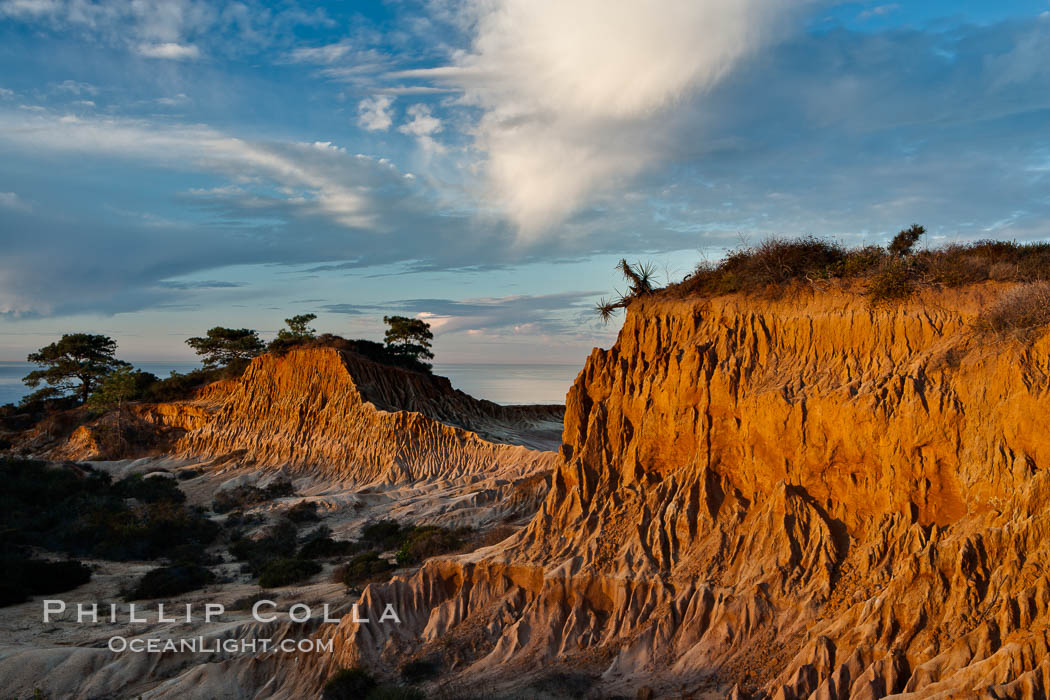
[596,260,661,323]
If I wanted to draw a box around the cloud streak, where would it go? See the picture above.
[323,291,604,337]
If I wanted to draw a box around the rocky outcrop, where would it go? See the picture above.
[304,283,1050,699]
[45,349,561,483]
[175,348,561,483]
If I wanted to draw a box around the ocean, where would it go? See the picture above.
[0,361,579,407]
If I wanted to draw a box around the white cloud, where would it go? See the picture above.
[399,0,795,236]
[156,93,190,106]
[0,191,30,212]
[0,87,12,98]
[286,39,353,64]
[357,95,394,131]
[136,42,201,60]
[398,103,443,153]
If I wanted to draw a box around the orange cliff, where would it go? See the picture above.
[51,347,562,485]
[174,348,562,484]
[277,283,1050,699]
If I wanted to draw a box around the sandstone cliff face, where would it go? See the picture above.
[175,348,561,483]
[306,284,1050,699]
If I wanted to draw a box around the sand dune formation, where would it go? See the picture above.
[4,283,1050,698]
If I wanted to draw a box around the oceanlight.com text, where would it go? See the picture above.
[107,636,334,654]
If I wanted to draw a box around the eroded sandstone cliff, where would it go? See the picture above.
[292,283,1050,699]
[175,348,561,483]
[46,348,562,485]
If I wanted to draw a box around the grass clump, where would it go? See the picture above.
[974,282,1050,341]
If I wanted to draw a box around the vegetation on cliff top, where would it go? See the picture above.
[22,333,130,406]
[598,227,1050,325]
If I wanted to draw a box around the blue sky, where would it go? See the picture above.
[1,0,1049,363]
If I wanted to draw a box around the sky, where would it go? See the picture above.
[1,0,1049,364]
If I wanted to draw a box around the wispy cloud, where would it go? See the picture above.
[0,0,330,58]
[323,291,604,336]
[52,79,98,95]
[859,4,900,20]
[136,42,200,60]
[285,39,353,64]
[157,279,242,290]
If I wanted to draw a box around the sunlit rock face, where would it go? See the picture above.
[47,346,562,483]
[303,284,1050,699]
[175,347,562,483]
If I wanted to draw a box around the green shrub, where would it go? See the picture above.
[358,519,406,551]
[298,526,353,559]
[0,549,92,606]
[229,520,298,572]
[333,552,394,587]
[142,366,242,402]
[213,478,295,513]
[258,558,322,588]
[867,259,915,303]
[888,224,925,257]
[113,473,186,504]
[127,565,214,600]
[395,526,465,566]
[77,501,220,561]
[0,458,218,562]
[285,501,320,523]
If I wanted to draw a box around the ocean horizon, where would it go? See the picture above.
[0,360,579,407]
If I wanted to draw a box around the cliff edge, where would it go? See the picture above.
[290,283,1050,699]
